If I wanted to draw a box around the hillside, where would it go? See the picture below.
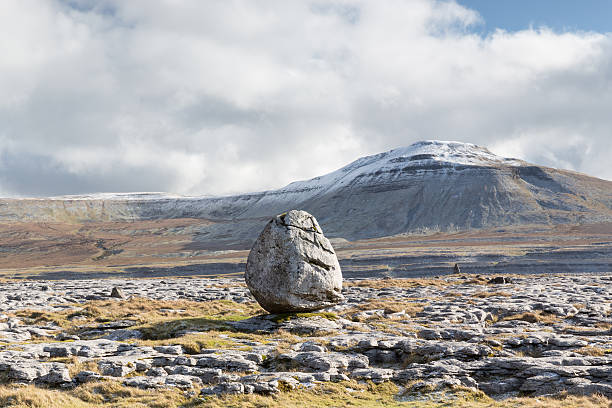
[1,141,611,250]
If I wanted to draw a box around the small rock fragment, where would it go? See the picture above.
[488,276,512,284]
[110,287,125,299]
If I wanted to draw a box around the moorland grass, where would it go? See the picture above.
[0,381,611,408]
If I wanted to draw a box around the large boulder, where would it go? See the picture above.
[245,210,344,313]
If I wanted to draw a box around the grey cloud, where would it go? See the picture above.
[177,94,265,131]
[0,0,611,198]
[0,151,177,197]
[310,2,361,25]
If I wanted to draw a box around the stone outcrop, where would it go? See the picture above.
[245,210,343,313]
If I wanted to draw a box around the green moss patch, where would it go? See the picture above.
[268,312,338,323]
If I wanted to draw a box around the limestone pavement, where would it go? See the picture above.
[0,274,611,399]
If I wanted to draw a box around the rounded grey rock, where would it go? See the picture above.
[245,210,344,313]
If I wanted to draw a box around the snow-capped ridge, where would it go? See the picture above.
[47,192,208,201]
[279,140,523,195]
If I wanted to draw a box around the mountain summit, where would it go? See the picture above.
[1,141,611,247]
[279,140,524,197]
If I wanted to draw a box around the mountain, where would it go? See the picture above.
[1,141,611,249]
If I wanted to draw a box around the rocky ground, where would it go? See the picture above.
[1,274,611,407]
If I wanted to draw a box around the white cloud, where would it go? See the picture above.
[0,0,611,197]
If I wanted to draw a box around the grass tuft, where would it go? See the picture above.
[502,311,559,324]
[575,346,610,357]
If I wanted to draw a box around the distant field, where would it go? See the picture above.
[0,219,610,280]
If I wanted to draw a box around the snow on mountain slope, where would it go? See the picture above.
[48,192,192,201]
[35,141,521,203]
[228,140,529,220]
[277,140,524,196]
[19,141,520,205]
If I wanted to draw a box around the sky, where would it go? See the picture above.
[459,0,612,34]
[1,0,611,197]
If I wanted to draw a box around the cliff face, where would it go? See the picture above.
[1,141,611,246]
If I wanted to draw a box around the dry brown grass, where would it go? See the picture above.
[0,385,91,408]
[207,381,398,407]
[463,276,490,285]
[575,346,611,357]
[12,297,272,356]
[0,218,232,273]
[137,330,238,353]
[595,322,612,330]
[137,329,299,354]
[0,381,188,408]
[368,323,405,335]
[206,282,247,288]
[71,381,187,407]
[12,297,305,357]
[0,378,610,407]
[573,303,587,310]
[15,298,264,333]
[345,278,449,289]
[502,311,560,324]
[204,381,612,408]
[46,356,100,377]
